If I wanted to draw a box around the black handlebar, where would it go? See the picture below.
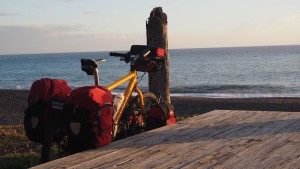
[109,52,128,57]
[109,45,165,64]
[109,50,150,60]
[109,52,131,63]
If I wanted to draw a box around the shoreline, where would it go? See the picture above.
[1,89,300,125]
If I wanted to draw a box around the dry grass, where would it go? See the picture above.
[0,115,189,169]
[0,125,41,169]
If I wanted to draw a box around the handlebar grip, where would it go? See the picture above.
[109,52,128,57]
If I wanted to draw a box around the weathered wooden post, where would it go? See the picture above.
[146,7,170,103]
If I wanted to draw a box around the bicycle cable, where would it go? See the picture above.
[137,72,146,84]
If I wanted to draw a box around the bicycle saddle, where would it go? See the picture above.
[81,58,106,75]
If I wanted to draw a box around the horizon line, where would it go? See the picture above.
[1,44,300,56]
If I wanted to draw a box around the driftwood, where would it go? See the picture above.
[146,7,170,103]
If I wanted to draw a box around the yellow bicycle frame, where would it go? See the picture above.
[107,70,145,138]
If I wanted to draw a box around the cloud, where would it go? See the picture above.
[0,12,6,16]
[0,12,16,17]
[61,0,80,2]
[83,11,96,15]
[0,24,91,38]
[0,24,145,54]
[276,13,300,24]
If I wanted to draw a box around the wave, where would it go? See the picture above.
[170,93,300,98]
[3,84,300,98]
[170,84,299,93]
[169,84,300,98]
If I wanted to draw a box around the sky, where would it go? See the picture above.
[0,0,300,55]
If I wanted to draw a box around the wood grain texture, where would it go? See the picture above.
[146,7,170,103]
[33,110,300,169]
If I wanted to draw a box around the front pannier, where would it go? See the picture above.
[146,102,177,131]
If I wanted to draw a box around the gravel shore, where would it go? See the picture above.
[0,89,299,125]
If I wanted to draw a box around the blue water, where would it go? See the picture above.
[0,45,299,98]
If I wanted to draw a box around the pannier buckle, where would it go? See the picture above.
[51,100,64,110]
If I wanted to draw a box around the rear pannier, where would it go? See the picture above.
[24,78,71,143]
[65,86,113,154]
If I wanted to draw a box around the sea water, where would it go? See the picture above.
[0,45,299,98]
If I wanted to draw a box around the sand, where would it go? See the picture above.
[0,89,300,125]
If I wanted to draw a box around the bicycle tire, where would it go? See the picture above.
[128,92,158,131]
[114,92,157,140]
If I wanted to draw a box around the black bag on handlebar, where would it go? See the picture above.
[130,45,165,72]
[130,45,165,60]
[134,57,160,72]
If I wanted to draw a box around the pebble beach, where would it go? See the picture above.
[1,89,299,125]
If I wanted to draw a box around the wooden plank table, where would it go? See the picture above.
[33,110,300,169]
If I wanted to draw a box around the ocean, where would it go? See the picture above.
[0,45,299,98]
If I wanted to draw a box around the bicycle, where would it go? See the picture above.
[38,45,165,163]
[32,45,165,163]
[81,45,165,140]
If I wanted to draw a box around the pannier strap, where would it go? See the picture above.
[28,96,66,111]
[28,96,38,104]
[96,103,112,136]
[104,102,112,106]
[51,100,64,110]
[95,105,102,136]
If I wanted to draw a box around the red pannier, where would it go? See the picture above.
[146,102,177,131]
[29,78,71,101]
[66,86,113,154]
[24,78,71,143]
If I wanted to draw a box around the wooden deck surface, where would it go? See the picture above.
[33,110,300,169]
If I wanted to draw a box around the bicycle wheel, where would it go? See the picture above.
[128,92,158,133]
[115,92,157,140]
